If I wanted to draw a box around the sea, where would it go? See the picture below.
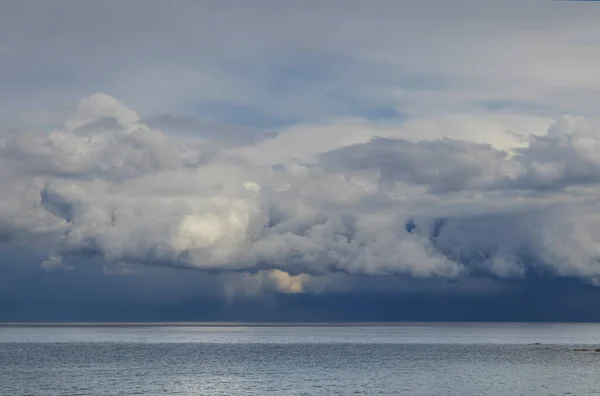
[2,323,600,395]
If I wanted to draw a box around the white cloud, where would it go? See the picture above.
[3,93,600,291]
[4,1,600,295]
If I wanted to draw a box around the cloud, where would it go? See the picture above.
[4,93,600,296]
[4,1,600,127]
[5,2,600,322]
[319,115,600,194]
[41,254,72,272]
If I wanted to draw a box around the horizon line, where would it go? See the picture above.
[2,321,600,327]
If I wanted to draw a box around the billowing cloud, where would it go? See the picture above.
[3,93,600,295]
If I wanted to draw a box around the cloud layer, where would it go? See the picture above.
[3,93,600,295]
[4,2,600,308]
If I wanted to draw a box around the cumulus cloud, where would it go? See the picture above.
[5,93,600,295]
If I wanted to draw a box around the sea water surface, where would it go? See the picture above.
[2,323,600,395]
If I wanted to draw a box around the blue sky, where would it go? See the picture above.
[4,1,600,321]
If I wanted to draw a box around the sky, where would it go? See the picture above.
[4,0,600,321]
